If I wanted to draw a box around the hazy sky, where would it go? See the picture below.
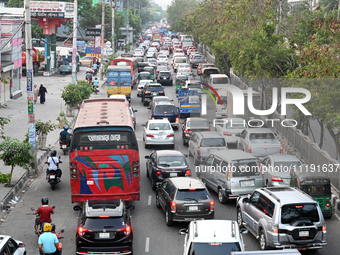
[154,0,172,10]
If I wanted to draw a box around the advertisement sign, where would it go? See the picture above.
[30,1,74,19]
[85,29,101,36]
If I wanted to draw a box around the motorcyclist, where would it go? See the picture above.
[59,126,70,148]
[86,65,92,73]
[46,150,62,178]
[34,197,54,235]
[85,71,93,82]
[93,77,99,89]
[93,62,98,72]
[38,223,60,255]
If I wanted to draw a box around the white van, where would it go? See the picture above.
[209,74,230,89]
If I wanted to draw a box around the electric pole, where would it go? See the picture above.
[126,0,129,45]
[100,0,105,80]
[72,0,78,84]
[24,0,37,174]
[112,0,115,54]
[134,2,136,16]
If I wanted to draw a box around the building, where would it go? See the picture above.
[0,8,24,104]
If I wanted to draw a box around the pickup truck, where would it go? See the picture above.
[215,118,248,147]
[178,89,201,118]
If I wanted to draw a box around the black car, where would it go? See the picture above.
[141,83,165,106]
[157,71,173,86]
[182,117,210,146]
[145,150,191,190]
[148,101,180,129]
[74,200,134,255]
[138,62,148,72]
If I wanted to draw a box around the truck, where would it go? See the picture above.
[22,47,42,75]
[178,89,201,118]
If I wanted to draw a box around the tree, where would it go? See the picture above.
[0,137,34,186]
[166,0,198,32]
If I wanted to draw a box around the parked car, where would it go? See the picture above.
[148,101,180,129]
[236,128,283,158]
[156,177,214,226]
[145,150,190,189]
[236,187,327,250]
[188,131,228,165]
[74,199,134,255]
[182,117,210,146]
[142,119,175,149]
[141,83,165,106]
[0,235,26,255]
[157,71,173,86]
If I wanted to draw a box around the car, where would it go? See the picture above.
[147,58,157,66]
[189,131,228,165]
[148,101,180,129]
[157,71,172,86]
[156,61,168,67]
[150,96,172,109]
[141,83,165,106]
[160,49,169,56]
[156,65,169,75]
[182,117,210,146]
[0,235,26,255]
[157,55,168,62]
[156,177,214,225]
[183,80,204,97]
[142,119,175,149]
[177,63,191,71]
[197,63,215,75]
[173,56,187,71]
[146,51,155,58]
[155,52,163,58]
[133,48,144,57]
[180,220,246,255]
[145,150,190,190]
[138,62,148,72]
[129,106,138,130]
[137,79,153,97]
[236,187,327,250]
[260,154,302,187]
[177,68,193,77]
[190,55,206,68]
[79,56,94,66]
[215,118,249,146]
[74,199,134,255]
[236,128,283,157]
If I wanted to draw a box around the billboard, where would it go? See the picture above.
[30,1,74,19]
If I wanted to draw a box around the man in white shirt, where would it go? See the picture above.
[46,150,62,178]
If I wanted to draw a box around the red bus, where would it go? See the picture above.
[111,58,138,87]
[69,98,140,203]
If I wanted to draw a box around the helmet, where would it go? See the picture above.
[50,150,57,157]
[64,126,69,130]
[43,223,52,232]
[41,197,49,205]
[95,78,97,80]
[51,223,56,232]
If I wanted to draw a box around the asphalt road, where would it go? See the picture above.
[1,58,340,255]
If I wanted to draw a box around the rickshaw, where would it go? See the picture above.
[290,167,334,218]
[143,66,156,81]
[139,71,151,81]
[200,67,221,83]
[175,75,189,94]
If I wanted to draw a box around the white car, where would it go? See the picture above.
[0,235,26,255]
[147,58,157,67]
[146,51,155,58]
[133,49,144,57]
[157,55,168,62]
[137,79,154,97]
[160,50,169,56]
[142,119,175,149]
[177,68,193,77]
[177,63,191,71]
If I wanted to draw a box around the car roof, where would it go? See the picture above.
[147,83,162,86]
[156,150,184,157]
[85,199,123,217]
[211,149,257,160]
[196,131,222,138]
[148,119,171,124]
[187,117,208,122]
[154,101,175,106]
[170,177,205,190]
[140,72,150,75]
[245,128,273,133]
[260,187,316,205]
[0,235,10,245]
[269,154,301,162]
[210,74,228,77]
[153,96,170,100]
[190,220,240,243]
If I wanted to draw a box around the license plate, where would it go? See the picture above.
[170,173,177,177]
[99,232,110,238]
[153,92,157,95]
[241,180,254,186]
[163,77,167,79]
[49,175,55,179]
[62,145,67,148]
[299,231,309,237]
[188,206,198,211]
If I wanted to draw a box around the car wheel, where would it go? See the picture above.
[145,143,148,149]
[259,229,268,250]
[156,192,161,208]
[151,177,156,190]
[218,188,227,204]
[165,209,173,226]
[237,208,243,229]
[143,101,148,106]
[188,148,192,157]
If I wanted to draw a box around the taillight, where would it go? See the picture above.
[78,227,93,236]
[227,163,232,180]
[326,200,330,207]
[155,170,161,175]
[138,86,141,89]
[160,91,164,94]
[117,225,131,235]
[152,117,155,120]
[158,76,160,79]
[146,134,154,137]
[223,132,232,136]
[170,201,176,212]
[273,224,279,234]
[185,170,191,176]
[280,146,283,153]
[207,129,211,131]
[210,200,215,211]
[176,117,179,122]
[247,146,251,153]
[322,222,326,232]
[166,134,174,137]
[146,91,151,94]
[197,147,201,156]
[184,129,191,133]
[271,176,283,182]
[70,162,77,178]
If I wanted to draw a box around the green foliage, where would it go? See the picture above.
[124,44,131,52]
[0,137,34,186]
[61,81,93,108]
[0,173,11,184]
[56,111,70,126]
[0,117,10,139]
[36,120,57,136]
[166,0,198,32]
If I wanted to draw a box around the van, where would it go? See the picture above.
[173,56,188,72]
[215,88,228,118]
[197,149,264,203]
[209,74,230,89]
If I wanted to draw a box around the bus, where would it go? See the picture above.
[69,98,140,203]
[111,58,138,87]
[153,32,162,41]
[107,66,132,101]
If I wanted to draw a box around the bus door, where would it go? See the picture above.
[119,71,132,95]
[107,71,119,95]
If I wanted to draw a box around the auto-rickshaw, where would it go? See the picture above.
[143,66,156,81]
[290,166,334,218]
[200,67,221,82]
[175,75,189,94]
[139,71,151,81]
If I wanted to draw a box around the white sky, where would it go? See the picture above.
[153,0,172,10]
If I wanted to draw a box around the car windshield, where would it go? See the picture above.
[231,161,261,177]
[249,133,275,139]
[154,105,177,114]
[159,72,171,77]
[83,217,124,230]
[180,68,191,73]
[212,77,229,84]
[158,55,167,59]
[149,123,171,130]
[158,156,186,167]
[216,96,228,105]
[300,184,331,197]
[273,161,301,168]
[188,121,209,128]
[176,189,209,201]
[158,67,168,71]
[188,243,241,255]
[200,138,225,147]
[148,59,157,64]
[194,56,205,60]
[175,58,187,63]
[281,204,320,224]
[148,86,163,92]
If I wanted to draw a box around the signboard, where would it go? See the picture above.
[30,1,74,19]
[106,48,113,56]
[105,41,111,48]
[86,28,101,36]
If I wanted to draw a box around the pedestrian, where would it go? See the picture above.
[39,84,47,104]
[33,84,39,104]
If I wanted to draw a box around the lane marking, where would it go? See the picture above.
[148,195,152,206]
[334,212,340,222]
[145,237,150,252]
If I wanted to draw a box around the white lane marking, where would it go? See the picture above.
[334,212,340,222]
[145,237,150,252]
[34,187,38,191]
[148,195,152,206]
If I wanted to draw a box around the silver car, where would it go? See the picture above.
[236,128,283,158]
[261,154,302,187]
[142,119,175,149]
[215,118,248,146]
[129,106,137,130]
[137,80,154,97]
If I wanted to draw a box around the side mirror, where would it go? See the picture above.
[73,205,81,211]
[127,204,135,210]
[134,109,138,112]
[145,155,150,159]
[60,229,65,234]
[236,133,241,137]
[179,228,187,235]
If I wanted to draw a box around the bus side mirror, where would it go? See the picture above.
[73,205,81,211]
[145,155,150,159]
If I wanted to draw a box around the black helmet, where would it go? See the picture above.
[51,150,57,157]
[51,223,56,232]
[41,197,48,205]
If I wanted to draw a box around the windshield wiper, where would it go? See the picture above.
[159,164,170,167]
[185,197,198,202]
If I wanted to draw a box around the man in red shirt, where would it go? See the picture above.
[34,197,54,234]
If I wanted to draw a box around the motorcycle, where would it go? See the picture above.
[86,77,93,86]
[31,205,55,235]
[93,85,99,95]
[46,156,62,190]
[61,141,69,155]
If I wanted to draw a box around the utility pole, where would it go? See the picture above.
[100,0,105,80]
[112,0,115,53]
[24,0,37,174]
[72,0,77,84]
[139,4,140,17]
[126,0,129,45]
[133,2,136,16]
